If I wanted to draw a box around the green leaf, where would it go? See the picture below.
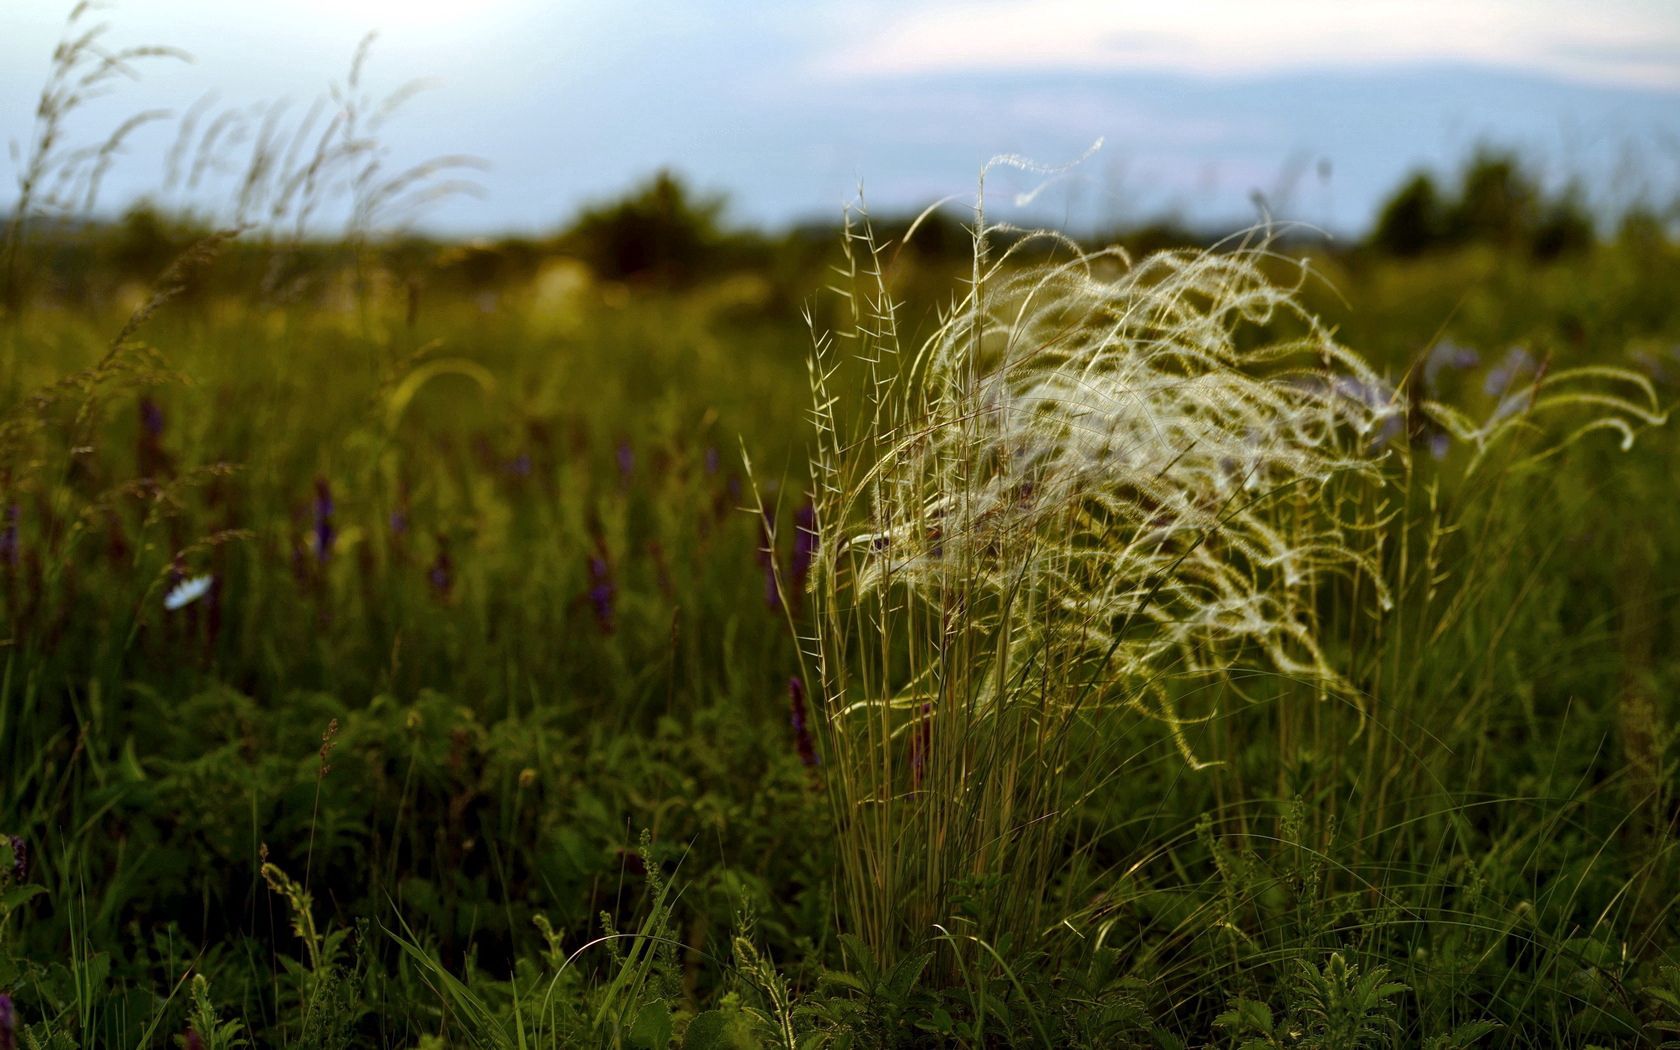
[882,951,931,1002]
[630,1001,674,1050]
[1213,997,1274,1037]
[1423,1020,1500,1049]
[683,1008,760,1050]
[119,735,148,781]
[818,969,866,994]
[0,884,46,912]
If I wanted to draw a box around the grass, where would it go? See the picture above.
[2,216,1674,1047]
[792,214,1398,970]
[777,197,1673,1047]
[1,9,1679,1049]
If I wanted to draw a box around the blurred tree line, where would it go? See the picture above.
[5,149,1676,315]
[1368,148,1660,260]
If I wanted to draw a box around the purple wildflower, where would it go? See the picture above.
[703,446,720,474]
[136,397,172,477]
[1329,375,1405,450]
[428,544,453,601]
[139,396,165,438]
[5,836,22,882]
[1333,375,1400,416]
[788,676,818,768]
[587,554,616,634]
[106,514,131,565]
[1632,343,1680,388]
[312,477,335,565]
[616,440,635,481]
[184,1028,203,1050]
[1484,346,1539,396]
[1489,390,1533,425]
[1422,339,1480,390]
[790,501,817,606]
[507,452,533,479]
[0,992,14,1050]
[0,506,16,568]
[391,480,413,538]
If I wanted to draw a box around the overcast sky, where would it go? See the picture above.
[2,0,1677,237]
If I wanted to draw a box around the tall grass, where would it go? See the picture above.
[791,171,1670,993]
[1,2,187,314]
[3,5,1679,1044]
[795,189,1379,970]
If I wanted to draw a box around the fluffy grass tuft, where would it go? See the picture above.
[792,178,1669,977]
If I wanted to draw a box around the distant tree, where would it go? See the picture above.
[107,201,201,281]
[879,208,971,262]
[560,171,727,285]
[1370,172,1445,256]
[1614,206,1666,249]
[1444,150,1539,249]
[1367,149,1600,259]
[1531,184,1595,260]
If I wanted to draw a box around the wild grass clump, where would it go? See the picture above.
[793,182,1406,967]
[792,165,1671,986]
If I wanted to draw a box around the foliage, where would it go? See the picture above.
[558,172,732,286]
[1370,149,1598,261]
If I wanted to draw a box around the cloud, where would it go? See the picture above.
[815,0,1680,90]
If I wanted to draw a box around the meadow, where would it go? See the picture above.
[1,13,1679,1049]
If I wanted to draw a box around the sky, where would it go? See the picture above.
[2,0,1678,238]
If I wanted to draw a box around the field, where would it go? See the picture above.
[2,15,1680,1050]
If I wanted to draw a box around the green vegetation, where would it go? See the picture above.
[1370,150,1601,261]
[1,8,1678,1049]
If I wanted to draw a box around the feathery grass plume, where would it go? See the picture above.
[791,158,1405,968]
[2,2,189,313]
[757,507,783,612]
[170,32,485,240]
